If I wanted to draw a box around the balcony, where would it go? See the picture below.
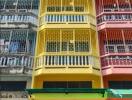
[34,55,100,76]
[0,55,33,74]
[101,55,132,75]
[99,29,132,56]
[40,0,95,15]
[0,15,38,28]
[37,29,98,57]
[97,14,132,30]
[0,91,28,100]
[95,0,132,30]
[96,0,132,15]
[39,14,96,29]
[39,0,96,29]
[0,0,39,12]
[0,29,36,55]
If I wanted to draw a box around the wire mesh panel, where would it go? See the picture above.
[5,0,16,9]
[0,0,39,10]
[10,30,27,53]
[0,30,11,53]
[0,29,36,55]
[17,0,32,9]
[0,0,6,9]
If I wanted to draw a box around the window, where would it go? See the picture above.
[0,81,26,91]
[62,42,68,51]
[43,81,92,88]
[128,46,132,53]
[46,42,60,52]
[75,42,89,52]
[117,45,125,53]
[69,42,74,51]
[109,81,132,89]
[105,45,115,53]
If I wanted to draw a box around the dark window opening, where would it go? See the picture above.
[43,81,92,88]
[109,81,132,89]
[0,81,26,91]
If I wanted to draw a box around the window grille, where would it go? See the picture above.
[46,6,84,12]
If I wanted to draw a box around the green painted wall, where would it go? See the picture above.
[31,93,107,100]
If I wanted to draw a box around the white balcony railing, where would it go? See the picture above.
[39,14,96,26]
[0,15,38,26]
[0,55,33,74]
[35,55,100,70]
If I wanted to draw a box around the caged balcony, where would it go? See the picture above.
[34,29,100,76]
[96,0,132,15]
[99,29,132,75]
[95,0,132,30]
[0,0,39,14]
[0,29,36,74]
[0,0,39,28]
[39,0,96,29]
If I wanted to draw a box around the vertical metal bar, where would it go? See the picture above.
[102,0,104,12]
[4,0,7,10]
[105,29,110,66]
[121,29,126,52]
[8,30,13,53]
[25,29,29,53]
[89,29,92,54]
[128,0,132,10]
[60,29,62,52]
[116,0,120,11]
[31,0,33,10]
[15,0,19,11]
[73,29,75,53]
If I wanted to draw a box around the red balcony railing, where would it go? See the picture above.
[101,56,132,68]
[96,0,132,15]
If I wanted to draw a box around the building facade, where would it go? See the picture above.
[31,0,102,99]
[95,0,132,89]
[0,0,39,99]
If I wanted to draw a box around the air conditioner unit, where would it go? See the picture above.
[21,93,28,98]
[1,68,9,74]
[9,9,16,12]
[0,9,6,12]
[16,68,23,74]
[24,68,32,74]
[1,93,8,98]
[9,68,16,74]
[6,9,10,12]
[19,9,27,13]
[8,93,15,98]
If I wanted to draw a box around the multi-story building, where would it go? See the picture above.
[0,0,39,99]
[30,0,102,99]
[95,0,132,89]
